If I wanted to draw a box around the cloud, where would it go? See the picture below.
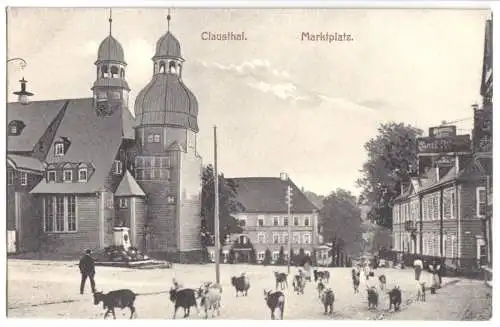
[196,59,375,112]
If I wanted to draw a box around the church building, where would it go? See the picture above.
[6,12,203,262]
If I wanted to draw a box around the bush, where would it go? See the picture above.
[262,249,272,265]
[276,246,286,265]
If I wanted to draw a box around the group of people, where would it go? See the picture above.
[413,257,442,292]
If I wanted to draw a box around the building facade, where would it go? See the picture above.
[219,177,321,264]
[6,14,202,262]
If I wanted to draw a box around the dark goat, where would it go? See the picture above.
[169,288,198,319]
[231,274,250,296]
[264,289,285,320]
[274,271,288,290]
[367,287,378,310]
[388,286,402,311]
[351,269,360,294]
[320,288,335,315]
[93,289,137,319]
[313,270,330,283]
[292,274,305,295]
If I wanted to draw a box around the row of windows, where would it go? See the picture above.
[208,249,312,262]
[134,156,171,181]
[257,232,312,245]
[46,161,121,183]
[44,195,77,233]
[7,170,28,186]
[239,215,312,227]
[393,187,487,225]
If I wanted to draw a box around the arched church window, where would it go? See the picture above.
[120,68,125,79]
[110,91,121,100]
[159,61,166,73]
[101,65,109,78]
[111,66,119,78]
[169,61,177,74]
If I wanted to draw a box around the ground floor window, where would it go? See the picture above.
[44,195,77,232]
[272,251,279,261]
[258,252,265,261]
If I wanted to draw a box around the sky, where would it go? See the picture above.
[6,7,490,197]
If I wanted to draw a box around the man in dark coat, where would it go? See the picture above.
[79,249,96,294]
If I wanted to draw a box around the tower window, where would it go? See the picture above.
[101,65,109,78]
[110,66,119,78]
[154,134,161,143]
[20,172,28,186]
[110,91,121,100]
[169,61,177,74]
[119,198,128,209]
[114,160,123,175]
[159,61,166,73]
[120,68,125,79]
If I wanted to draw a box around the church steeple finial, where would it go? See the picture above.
[108,8,113,36]
[167,8,171,32]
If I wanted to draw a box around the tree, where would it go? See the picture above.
[263,249,272,265]
[249,248,256,264]
[277,246,286,265]
[201,165,244,245]
[357,122,423,229]
[312,249,318,266]
[321,189,364,263]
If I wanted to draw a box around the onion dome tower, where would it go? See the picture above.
[132,11,202,258]
[91,9,130,116]
[134,12,199,136]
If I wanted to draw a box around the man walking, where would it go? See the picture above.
[79,249,96,294]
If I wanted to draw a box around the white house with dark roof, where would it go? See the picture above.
[6,12,203,262]
[219,176,322,263]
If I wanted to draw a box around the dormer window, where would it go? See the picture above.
[54,137,70,156]
[8,120,26,136]
[63,164,73,182]
[55,143,65,156]
[167,195,175,204]
[47,170,56,182]
[119,198,128,209]
[78,167,88,182]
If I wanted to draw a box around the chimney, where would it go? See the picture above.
[280,172,288,181]
[436,166,440,182]
[455,155,460,176]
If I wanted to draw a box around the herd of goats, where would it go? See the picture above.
[91,266,424,320]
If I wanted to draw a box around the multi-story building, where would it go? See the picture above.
[212,176,321,264]
[392,124,490,271]
[6,12,203,262]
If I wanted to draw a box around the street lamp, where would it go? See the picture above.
[7,57,34,105]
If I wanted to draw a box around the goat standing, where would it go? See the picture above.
[198,284,222,319]
[292,274,305,295]
[388,286,402,311]
[274,272,288,290]
[264,289,285,320]
[320,288,335,315]
[93,289,137,319]
[169,287,198,319]
[231,274,250,296]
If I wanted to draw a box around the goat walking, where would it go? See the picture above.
[93,289,137,319]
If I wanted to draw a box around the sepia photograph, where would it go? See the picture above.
[4,4,493,320]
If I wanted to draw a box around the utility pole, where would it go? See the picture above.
[286,183,293,274]
[214,126,220,284]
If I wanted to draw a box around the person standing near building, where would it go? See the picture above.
[413,256,423,281]
[79,249,96,294]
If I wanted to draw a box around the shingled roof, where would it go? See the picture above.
[30,98,124,194]
[227,177,318,214]
[7,154,45,173]
[7,99,68,152]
